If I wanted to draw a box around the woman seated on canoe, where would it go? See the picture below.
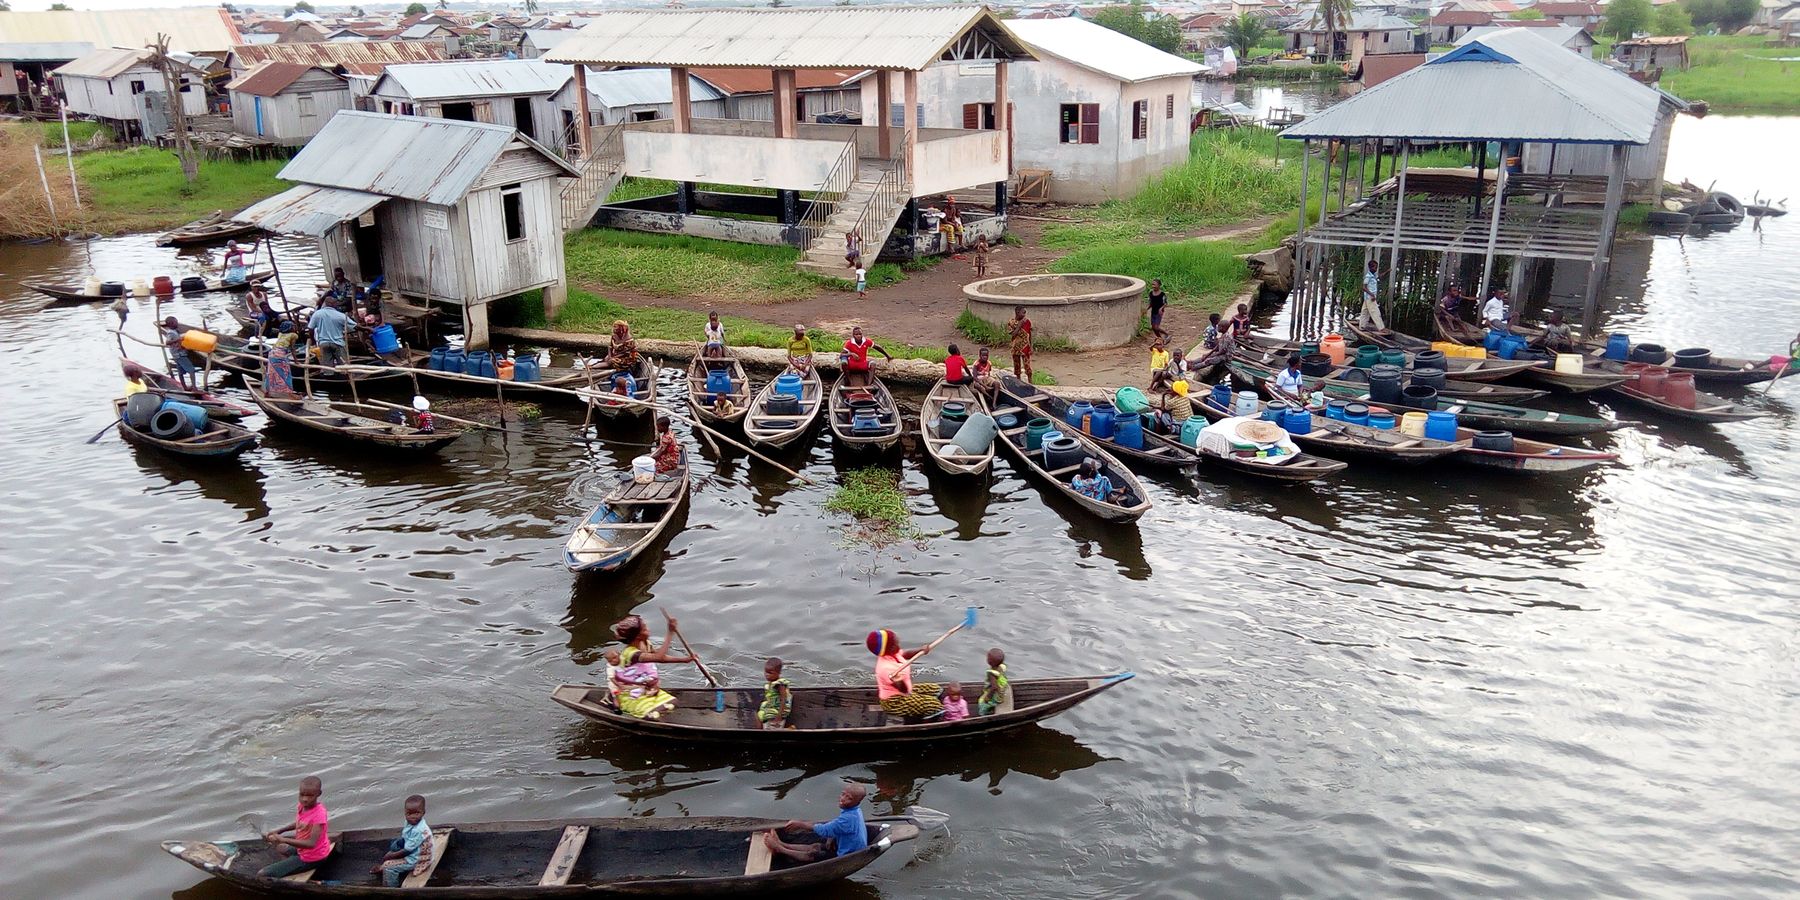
[604,320,639,372]
[841,327,892,389]
[651,417,683,473]
[788,325,814,375]
[221,240,249,285]
[868,629,943,719]
[1072,459,1124,503]
[607,614,693,720]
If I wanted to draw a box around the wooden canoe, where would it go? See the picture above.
[1606,381,1767,423]
[1193,393,1466,466]
[1181,414,1348,483]
[1227,358,1619,437]
[1420,318,1783,387]
[29,271,272,303]
[920,380,995,476]
[1236,347,1549,403]
[744,365,823,450]
[247,386,462,452]
[564,466,689,573]
[1448,427,1617,474]
[156,211,261,247]
[111,398,258,459]
[551,674,1134,743]
[164,814,920,898]
[686,348,751,429]
[582,357,659,419]
[996,374,1198,472]
[1252,335,1541,383]
[178,322,428,392]
[990,389,1151,522]
[135,373,258,421]
[1428,319,1629,394]
[827,372,903,451]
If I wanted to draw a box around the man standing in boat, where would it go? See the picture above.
[1357,258,1386,330]
[307,300,354,369]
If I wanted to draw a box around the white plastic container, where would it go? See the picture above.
[84,277,102,296]
[632,455,656,483]
[130,278,149,297]
[1554,353,1583,375]
[1233,391,1259,416]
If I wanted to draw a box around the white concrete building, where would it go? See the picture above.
[53,47,206,141]
[857,17,1201,204]
[227,61,353,146]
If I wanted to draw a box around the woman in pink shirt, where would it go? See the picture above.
[868,629,944,719]
[260,775,333,878]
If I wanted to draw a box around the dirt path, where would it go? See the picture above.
[575,214,1278,388]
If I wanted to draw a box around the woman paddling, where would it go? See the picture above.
[867,629,943,719]
[609,614,693,720]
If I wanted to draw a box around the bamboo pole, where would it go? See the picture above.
[1385,141,1411,326]
[355,397,506,433]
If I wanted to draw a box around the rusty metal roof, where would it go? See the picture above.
[371,58,571,101]
[227,39,446,71]
[228,61,341,97]
[544,6,1033,71]
[274,110,577,205]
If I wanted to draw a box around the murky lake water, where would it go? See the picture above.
[3,114,1798,899]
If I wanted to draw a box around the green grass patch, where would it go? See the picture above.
[73,147,287,233]
[564,229,909,302]
[826,466,920,547]
[1050,237,1266,312]
[605,176,780,204]
[1662,37,1800,113]
[41,120,105,148]
[953,309,1078,352]
[1234,63,1344,81]
[1032,371,1059,386]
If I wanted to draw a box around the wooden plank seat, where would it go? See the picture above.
[1045,464,1082,478]
[281,869,316,883]
[743,831,774,877]
[539,825,590,886]
[606,478,684,503]
[402,828,453,888]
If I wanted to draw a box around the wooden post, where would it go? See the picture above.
[670,66,692,134]
[1385,141,1410,319]
[875,71,893,158]
[1317,141,1331,228]
[1581,144,1629,335]
[574,65,591,158]
[1476,158,1510,299]
[1295,140,1310,340]
[902,69,919,174]
[994,60,1010,173]
[1338,140,1349,210]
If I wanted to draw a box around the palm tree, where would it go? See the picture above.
[1311,0,1354,61]
[435,0,447,10]
[1222,12,1268,58]
[524,0,538,12]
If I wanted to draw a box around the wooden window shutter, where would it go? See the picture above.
[962,103,980,130]
[1166,94,1175,119]
[1080,102,1100,144]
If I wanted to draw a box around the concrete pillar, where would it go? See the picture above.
[772,68,797,139]
[542,280,568,321]
[994,60,1010,177]
[780,189,798,225]
[875,70,892,158]
[671,66,691,134]
[994,181,1008,217]
[573,65,591,159]
[676,182,692,215]
[465,302,490,350]
[902,69,918,175]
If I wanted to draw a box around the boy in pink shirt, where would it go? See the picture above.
[261,775,333,878]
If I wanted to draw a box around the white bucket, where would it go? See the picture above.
[1233,391,1259,416]
[1554,353,1583,375]
[632,455,656,483]
[84,277,102,296]
[130,278,149,297]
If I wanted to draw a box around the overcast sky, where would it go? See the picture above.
[5,1,408,10]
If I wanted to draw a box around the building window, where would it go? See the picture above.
[1166,94,1174,119]
[297,94,315,116]
[1059,103,1099,144]
[1131,100,1147,141]
[961,102,996,129]
[129,80,146,95]
[501,183,525,243]
[632,109,658,122]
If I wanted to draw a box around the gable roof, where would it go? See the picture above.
[371,59,572,101]
[1004,18,1202,83]
[271,111,577,205]
[228,39,446,71]
[1458,24,1592,47]
[399,23,453,40]
[582,67,726,107]
[1430,9,1495,25]
[53,47,162,79]
[229,61,342,96]
[0,8,241,53]
[1290,10,1416,30]
[1532,2,1601,15]
[544,6,1033,72]
[522,28,577,52]
[1283,28,1674,144]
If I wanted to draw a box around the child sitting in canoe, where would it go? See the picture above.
[868,629,943,719]
[979,648,1010,716]
[1071,459,1124,504]
[764,783,869,863]
[260,775,333,878]
[368,795,432,887]
[759,658,793,730]
[940,683,969,722]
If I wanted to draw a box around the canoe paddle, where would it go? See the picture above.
[662,609,725,712]
[892,607,979,678]
[83,419,118,444]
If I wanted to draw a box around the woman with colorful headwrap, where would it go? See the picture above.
[868,629,943,719]
[604,320,640,372]
[608,613,693,719]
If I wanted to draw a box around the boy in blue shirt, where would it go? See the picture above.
[763,783,868,862]
[369,795,432,887]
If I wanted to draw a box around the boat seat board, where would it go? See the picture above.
[607,477,684,502]
[539,825,590,886]
[281,869,316,883]
[743,833,773,876]
[402,829,452,888]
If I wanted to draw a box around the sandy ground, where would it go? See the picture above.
[574,215,1276,388]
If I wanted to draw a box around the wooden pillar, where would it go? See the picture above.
[670,66,692,134]
[902,69,919,175]
[772,69,797,139]
[1338,140,1349,209]
[994,60,1010,173]
[1507,254,1527,306]
[1476,158,1510,299]
[1582,144,1629,335]
[1385,140,1410,314]
[1317,142,1331,228]
[874,71,892,158]
[1295,140,1310,340]
[573,65,591,158]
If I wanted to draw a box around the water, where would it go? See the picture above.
[3,116,1799,900]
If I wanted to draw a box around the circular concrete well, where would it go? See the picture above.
[962,273,1145,351]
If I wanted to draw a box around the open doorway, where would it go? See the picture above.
[513,97,535,140]
[441,101,475,121]
[352,215,382,284]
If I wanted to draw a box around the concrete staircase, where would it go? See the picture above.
[796,160,908,279]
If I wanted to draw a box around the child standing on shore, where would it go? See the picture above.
[260,776,332,878]
[370,795,432,887]
[855,266,868,301]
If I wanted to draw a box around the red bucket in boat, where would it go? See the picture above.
[152,275,175,295]
[1637,366,1669,399]
[1663,371,1697,409]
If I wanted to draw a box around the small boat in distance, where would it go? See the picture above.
[156,211,261,247]
[29,272,273,303]
[247,386,462,453]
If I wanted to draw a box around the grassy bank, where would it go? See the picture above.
[1661,35,1800,113]
[72,147,287,233]
[510,287,950,363]
[1234,63,1345,81]
[1050,236,1272,312]
[564,228,903,302]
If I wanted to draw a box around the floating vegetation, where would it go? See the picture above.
[825,467,921,548]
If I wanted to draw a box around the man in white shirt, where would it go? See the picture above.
[1357,259,1385,329]
[1482,289,1512,333]
[1274,355,1307,403]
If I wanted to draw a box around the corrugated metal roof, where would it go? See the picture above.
[1457,24,1590,48]
[275,110,576,204]
[522,28,576,51]
[544,6,1033,71]
[372,59,571,101]
[398,23,451,40]
[1004,18,1201,83]
[53,47,155,80]
[236,184,388,236]
[584,67,725,107]
[1283,28,1666,144]
[686,65,861,94]
[0,8,241,52]
[230,61,341,97]
[0,41,95,62]
[229,40,446,70]
[1289,9,1416,31]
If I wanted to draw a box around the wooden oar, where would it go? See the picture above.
[1763,354,1794,396]
[83,418,118,444]
[662,610,724,712]
[891,607,979,678]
